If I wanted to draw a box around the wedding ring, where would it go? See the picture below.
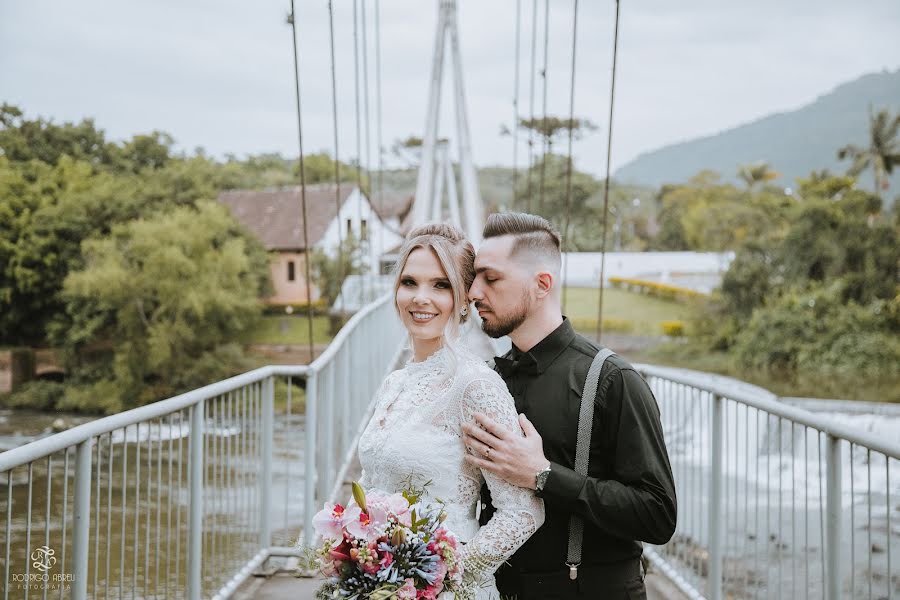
[484,447,491,459]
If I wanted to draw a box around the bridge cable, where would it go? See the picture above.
[538,0,550,213]
[561,0,579,315]
[511,0,522,207]
[361,0,374,243]
[595,0,621,343]
[288,0,315,360]
[352,0,365,306]
[526,0,538,213]
[375,0,385,264]
[327,0,345,315]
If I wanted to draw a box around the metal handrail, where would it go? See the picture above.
[636,364,900,459]
[636,363,898,600]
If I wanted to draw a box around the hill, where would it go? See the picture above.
[614,69,900,195]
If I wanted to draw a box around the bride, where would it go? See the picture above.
[357,223,545,599]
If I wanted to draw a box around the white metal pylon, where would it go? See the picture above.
[429,141,463,227]
[411,0,484,245]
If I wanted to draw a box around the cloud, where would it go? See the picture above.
[1,0,897,176]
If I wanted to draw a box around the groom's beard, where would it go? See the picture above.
[478,298,529,338]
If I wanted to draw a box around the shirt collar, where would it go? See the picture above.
[510,317,576,374]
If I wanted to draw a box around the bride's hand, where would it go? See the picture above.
[462,413,550,489]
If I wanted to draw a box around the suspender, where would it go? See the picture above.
[566,347,616,580]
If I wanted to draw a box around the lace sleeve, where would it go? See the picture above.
[459,377,545,586]
[357,371,395,490]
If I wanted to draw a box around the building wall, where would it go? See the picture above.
[268,251,318,305]
[318,188,406,275]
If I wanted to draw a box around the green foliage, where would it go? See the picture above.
[737,162,779,190]
[310,234,366,306]
[837,106,900,195]
[510,153,602,248]
[55,201,266,411]
[702,173,899,381]
[3,380,65,410]
[513,115,598,147]
[732,283,899,380]
[648,171,792,252]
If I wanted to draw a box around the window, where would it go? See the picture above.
[360,219,368,241]
[346,218,353,237]
[287,260,295,282]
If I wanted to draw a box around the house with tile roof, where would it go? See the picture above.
[218,185,408,305]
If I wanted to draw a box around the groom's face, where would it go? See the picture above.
[469,236,532,338]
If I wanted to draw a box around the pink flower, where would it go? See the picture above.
[396,579,417,600]
[416,588,437,600]
[368,492,412,522]
[431,561,447,595]
[343,504,388,542]
[312,503,346,540]
[380,551,394,569]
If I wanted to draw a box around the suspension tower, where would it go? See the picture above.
[411,0,484,245]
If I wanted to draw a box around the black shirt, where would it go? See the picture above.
[482,318,677,574]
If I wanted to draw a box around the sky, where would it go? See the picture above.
[1,1,898,178]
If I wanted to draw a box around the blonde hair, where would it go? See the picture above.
[393,223,475,370]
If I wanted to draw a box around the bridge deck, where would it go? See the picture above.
[233,458,690,600]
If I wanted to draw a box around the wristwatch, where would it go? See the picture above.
[534,464,552,494]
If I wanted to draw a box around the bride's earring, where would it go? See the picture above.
[460,306,468,317]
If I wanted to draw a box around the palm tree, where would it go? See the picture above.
[838,107,900,195]
[737,162,779,190]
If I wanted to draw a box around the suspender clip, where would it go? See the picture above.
[567,562,580,580]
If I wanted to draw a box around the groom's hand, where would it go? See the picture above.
[462,413,550,490]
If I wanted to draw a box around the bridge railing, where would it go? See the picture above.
[0,294,404,600]
[637,364,900,600]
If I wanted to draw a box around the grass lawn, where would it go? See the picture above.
[562,287,698,336]
[242,315,333,345]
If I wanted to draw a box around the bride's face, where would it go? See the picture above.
[396,247,455,343]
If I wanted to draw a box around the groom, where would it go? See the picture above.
[462,213,676,599]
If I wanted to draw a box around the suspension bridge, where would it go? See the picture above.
[1,1,899,599]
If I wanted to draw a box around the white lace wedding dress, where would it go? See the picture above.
[358,345,545,599]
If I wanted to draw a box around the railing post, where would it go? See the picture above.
[72,439,92,600]
[339,346,351,448]
[708,394,724,600]
[825,434,842,600]
[187,401,205,600]
[321,363,336,503]
[260,377,274,549]
[304,372,318,547]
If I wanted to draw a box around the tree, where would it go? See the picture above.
[510,153,601,248]
[311,234,366,307]
[838,107,900,195]
[55,200,270,411]
[737,162,779,190]
[390,135,448,168]
[512,116,598,154]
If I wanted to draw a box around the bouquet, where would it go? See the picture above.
[310,482,464,599]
